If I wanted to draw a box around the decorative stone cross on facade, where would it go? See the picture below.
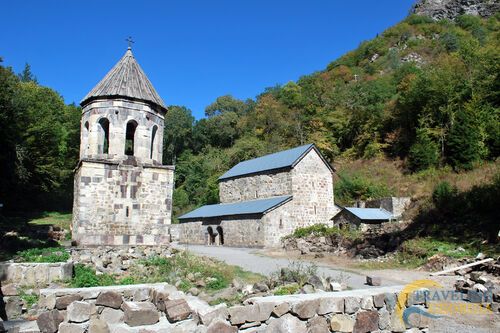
[126,36,134,49]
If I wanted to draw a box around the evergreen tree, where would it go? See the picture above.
[447,106,484,170]
[18,63,38,83]
[408,125,440,171]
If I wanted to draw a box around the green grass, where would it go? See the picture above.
[16,247,70,263]
[27,211,72,230]
[274,283,300,296]
[19,289,39,308]
[71,264,117,288]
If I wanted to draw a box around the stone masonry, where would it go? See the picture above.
[72,49,174,246]
[179,146,339,248]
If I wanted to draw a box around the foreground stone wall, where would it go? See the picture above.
[35,284,439,333]
[72,159,174,246]
[0,261,73,287]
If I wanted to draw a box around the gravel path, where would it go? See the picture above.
[173,243,403,289]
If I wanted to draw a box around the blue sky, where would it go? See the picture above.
[1,0,414,119]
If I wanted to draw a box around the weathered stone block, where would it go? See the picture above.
[344,296,361,314]
[360,296,374,310]
[366,276,381,286]
[37,309,65,333]
[206,318,237,333]
[353,310,379,333]
[68,301,91,323]
[291,299,320,319]
[96,291,123,309]
[318,297,343,315]
[56,295,83,310]
[307,316,329,333]
[100,307,124,324]
[122,301,159,326]
[58,322,88,333]
[330,314,355,332]
[164,299,192,322]
[88,318,110,333]
[272,302,290,317]
[266,313,307,333]
[198,303,229,326]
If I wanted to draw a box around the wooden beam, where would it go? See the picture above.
[430,258,494,276]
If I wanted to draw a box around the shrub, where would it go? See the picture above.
[71,264,116,288]
[334,173,393,205]
[285,224,361,241]
[407,14,434,25]
[432,181,457,208]
[274,283,300,296]
[16,247,69,263]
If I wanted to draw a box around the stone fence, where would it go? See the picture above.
[33,283,438,333]
[0,261,73,286]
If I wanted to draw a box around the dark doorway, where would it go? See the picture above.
[207,226,216,245]
[216,226,224,245]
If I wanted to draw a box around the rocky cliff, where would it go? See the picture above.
[412,0,499,20]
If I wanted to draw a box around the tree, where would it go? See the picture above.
[408,125,440,172]
[163,106,194,164]
[447,105,485,170]
[18,63,38,83]
[205,95,247,117]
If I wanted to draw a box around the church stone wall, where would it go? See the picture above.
[219,170,292,203]
[72,159,174,246]
[289,149,338,229]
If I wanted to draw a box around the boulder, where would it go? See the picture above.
[253,283,269,293]
[197,303,229,326]
[37,309,64,333]
[330,282,343,292]
[266,313,307,333]
[378,306,390,330]
[1,283,18,296]
[122,301,159,326]
[360,296,374,310]
[96,291,123,309]
[344,297,361,314]
[291,299,319,319]
[67,301,91,323]
[373,294,385,308]
[272,302,290,317]
[330,314,355,333]
[206,319,237,333]
[366,276,381,286]
[88,318,110,333]
[301,284,316,294]
[307,316,329,333]
[5,296,23,319]
[100,307,124,324]
[132,288,150,302]
[150,290,169,312]
[164,299,192,322]
[228,305,253,325]
[56,295,83,310]
[353,310,378,333]
[307,275,324,290]
[58,322,88,333]
[318,297,343,315]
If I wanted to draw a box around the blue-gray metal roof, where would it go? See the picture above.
[345,207,393,220]
[219,144,322,180]
[178,195,292,220]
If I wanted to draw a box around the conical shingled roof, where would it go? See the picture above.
[81,49,167,111]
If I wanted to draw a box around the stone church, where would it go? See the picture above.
[178,144,339,248]
[72,48,174,246]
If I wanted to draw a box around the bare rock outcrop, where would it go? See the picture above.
[412,0,499,21]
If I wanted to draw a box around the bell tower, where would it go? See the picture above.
[72,47,174,246]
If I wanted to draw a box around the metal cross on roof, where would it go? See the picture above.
[126,36,134,50]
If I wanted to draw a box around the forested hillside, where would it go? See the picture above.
[0,13,498,222]
[167,14,500,218]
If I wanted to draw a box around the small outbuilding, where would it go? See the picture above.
[332,207,394,232]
